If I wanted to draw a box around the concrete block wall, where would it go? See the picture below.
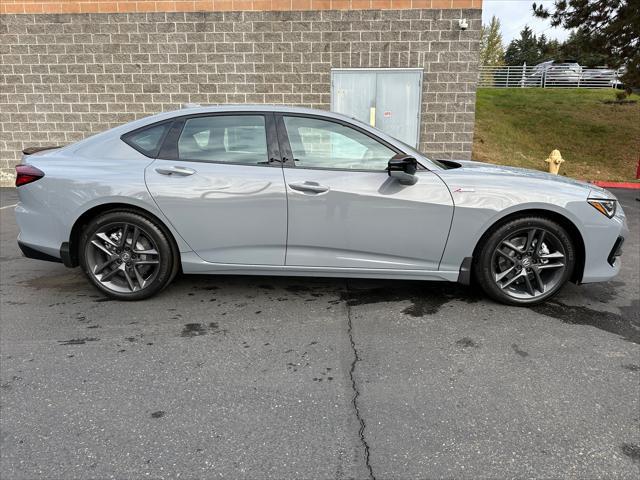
[0,1,482,185]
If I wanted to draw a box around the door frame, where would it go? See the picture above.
[135,111,284,167]
[330,68,424,148]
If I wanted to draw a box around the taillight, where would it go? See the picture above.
[15,164,45,187]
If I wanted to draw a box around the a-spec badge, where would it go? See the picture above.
[453,187,475,193]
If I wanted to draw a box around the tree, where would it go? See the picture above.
[560,28,609,67]
[541,38,562,62]
[505,26,543,65]
[480,16,505,66]
[533,0,640,88]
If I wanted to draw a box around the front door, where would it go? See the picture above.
[277,114,453,271]
[331,69,423,147]
[144,113,287,265]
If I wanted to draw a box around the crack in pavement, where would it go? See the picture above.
[345,281,376,480]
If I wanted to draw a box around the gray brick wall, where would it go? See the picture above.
[0,8,481,185]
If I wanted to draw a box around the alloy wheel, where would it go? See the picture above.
[491,227,566,300]
[85,222,161,294]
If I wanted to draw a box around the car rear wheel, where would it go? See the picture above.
[79,211,177,300]
[474,216,576,306]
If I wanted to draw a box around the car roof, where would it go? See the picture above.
[178,104,335,114]
[114,104,371,136]
[151,104,361,123]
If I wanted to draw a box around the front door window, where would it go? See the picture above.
[282,116,396,171]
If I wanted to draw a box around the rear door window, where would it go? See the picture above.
[177,115,268,164]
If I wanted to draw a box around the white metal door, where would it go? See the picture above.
[331,71,376,127]
[331,69,422,147]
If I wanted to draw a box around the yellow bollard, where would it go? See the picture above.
[545,149,564,175]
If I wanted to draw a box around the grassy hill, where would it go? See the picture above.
[472,88,640,182]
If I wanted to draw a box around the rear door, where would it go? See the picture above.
[276,114,453,271]
[143,112,287,265]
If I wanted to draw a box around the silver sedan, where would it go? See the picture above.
[14,106,628,305]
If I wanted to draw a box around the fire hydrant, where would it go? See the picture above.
[545,149,564,175]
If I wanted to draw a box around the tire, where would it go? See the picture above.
[473,216,576,306]
[79,211,178,300]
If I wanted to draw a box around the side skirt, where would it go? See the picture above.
[179,252,459,282]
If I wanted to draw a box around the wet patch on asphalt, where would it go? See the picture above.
[0,375,22,391]
[340,282,481,316]
[511,344,529,358]
[622,364,640,372]
[577,281,625,304]
[621,443,640,463]
[285,285,313,293]
[195,285,219,291]
[180,322,226,338]
[312,367,334,382]
[530,299,640,344]
[181,323,207,337]
[58,337,99,345]
[455,337,480,349]
[21,272,87,291]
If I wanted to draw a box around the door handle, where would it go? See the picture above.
[288,181,330,194]
[155,166,196,176]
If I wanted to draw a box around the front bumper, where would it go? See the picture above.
[580,202,629,284]
[607,236,625,266]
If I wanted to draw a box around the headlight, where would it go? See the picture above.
[588,198,617,218]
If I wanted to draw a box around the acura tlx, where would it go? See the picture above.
[14,105,627,305]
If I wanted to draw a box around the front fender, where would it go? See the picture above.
[435,168,592,273]
[439,199,588,273]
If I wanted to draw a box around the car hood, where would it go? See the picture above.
[449,160,610,197]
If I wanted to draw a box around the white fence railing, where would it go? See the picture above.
[479,65,622,88]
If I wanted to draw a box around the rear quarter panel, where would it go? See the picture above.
[16,134,192,258]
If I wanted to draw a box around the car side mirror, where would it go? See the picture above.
[387,154,418,185]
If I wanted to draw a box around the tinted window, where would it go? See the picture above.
[177,115,268,164]
[123,122,170,157]
[283,116,396,170]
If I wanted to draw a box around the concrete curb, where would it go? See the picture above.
[591,181,640,190]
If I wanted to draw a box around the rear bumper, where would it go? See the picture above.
[18,240,61,264]
[17,239,75,267]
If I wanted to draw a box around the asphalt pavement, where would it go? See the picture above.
[1,187,638,479]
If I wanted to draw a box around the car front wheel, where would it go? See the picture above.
[474,216,576,305]
[79,211,178,300]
